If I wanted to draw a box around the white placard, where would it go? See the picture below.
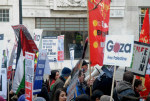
[42,36,58,62]
[33,29,43,49]
[103,35,134,67]
[126,41,150,76]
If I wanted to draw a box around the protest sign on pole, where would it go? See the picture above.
[0,54,7,99]
[7,42,17,80]
[67,70,79,101]
[33,50,47,94]
[103,35,134,101]
[57,35,64,62]
[0,34,4,78]
[25,52,35,101]
[69,47,74,69]
[33,29,43,49]
[103,35,134,67]
[126,41,150,77]
[42,36,58,62]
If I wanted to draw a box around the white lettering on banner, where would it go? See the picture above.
[35,76,43,80]
[38,64,44,68]
[107,56,127,61]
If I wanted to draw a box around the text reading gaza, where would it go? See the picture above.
[106,40,132,53]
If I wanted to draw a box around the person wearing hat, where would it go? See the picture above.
[51,67,71,101]
[82,60,89,73]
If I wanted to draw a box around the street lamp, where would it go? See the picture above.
[19,0,22,24]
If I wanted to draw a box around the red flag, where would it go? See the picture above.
[139,9,149,43]
[138,8,150,98]
[88,0,111,66]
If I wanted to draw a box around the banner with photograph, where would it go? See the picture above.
[103,35,134,67]
[57,35,64,62]
[126,41,150,77]
[33,29,43,49]
[42,36,58,62]
[25,52,35,101]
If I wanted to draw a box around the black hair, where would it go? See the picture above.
[123,71,134,84]
[134,79,142,89]
[91,90,104,101]
[17,88,25,98]
[53,88,66,101]
[49,70,59,81]
[75,94,90,101]
[78,70,84,77]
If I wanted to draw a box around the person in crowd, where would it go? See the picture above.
[75,94,90,101]
[75,70,94,97]
[92,65,113,95]
[91,90,104,101]
[49,70,60,91]
[113,71,136,101]
[81,60,89,73]
[17,88,25,99]
[33,97,46,101]
[53,88,67,101]
[18,94,25,101]
[37,80,50,101]
[51,67,71,100]
[134,79,143,98]
[100,95,114,101]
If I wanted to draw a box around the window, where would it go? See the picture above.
[36,18,88,59]
[0,9,9,22]
[139,8,150,34]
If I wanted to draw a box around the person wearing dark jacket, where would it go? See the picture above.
[51,67,71,101]
[113,71,136,101]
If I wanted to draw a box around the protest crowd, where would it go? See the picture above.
[5,60,150,101]
[0,0,150,101]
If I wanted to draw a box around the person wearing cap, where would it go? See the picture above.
[51,67,71,101]
[82,60,89,73]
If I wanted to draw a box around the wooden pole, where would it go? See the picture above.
[86,0,92,97]
[132,75,136,87]
[110,66,116,101]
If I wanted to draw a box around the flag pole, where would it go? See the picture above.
[110,66,116,101]
[8,81,9,101]
[86,0,92,96]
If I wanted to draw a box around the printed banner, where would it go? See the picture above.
[0,55,7,99]
[126,41,150,76]
[103,35,134,67]
[33,29,43,49]
[42,36,58,62]
[67,70,79,101]
[57,35,64,62]
[25,52,35,101]
[33,50,47,94]
[0,34,4,78]
[88,0,111,66]
[7,42,17,80]
[69,47,74,69]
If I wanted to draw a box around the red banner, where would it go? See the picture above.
[88,0,111,66]
[139,9,149,43]
[138,8,150,98]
